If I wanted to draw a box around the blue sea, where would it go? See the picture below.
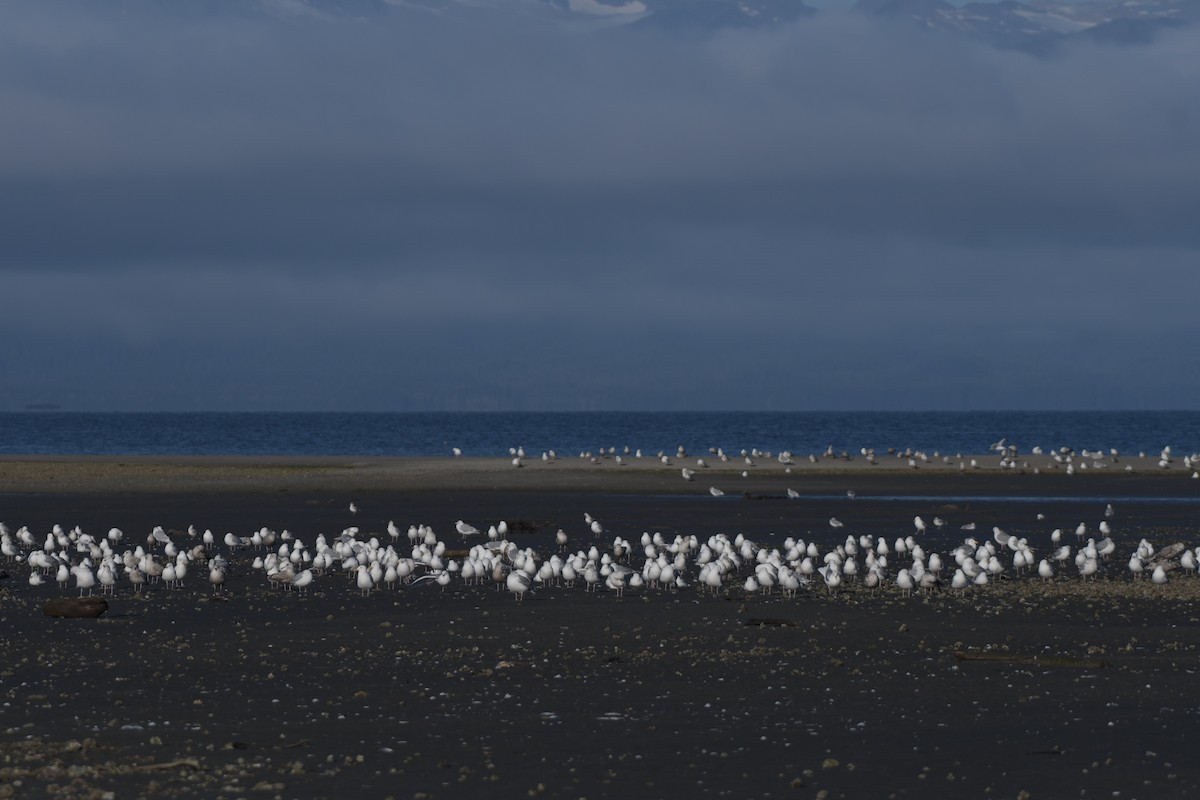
[1,411,1198,457]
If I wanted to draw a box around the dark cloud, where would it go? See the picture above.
[0,4,1197,409]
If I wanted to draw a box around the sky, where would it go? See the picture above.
[2,2,1199,411]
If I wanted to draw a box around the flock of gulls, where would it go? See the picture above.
[4,440,1198,603]
[476,440,1200,485]
[4,504,1199,605]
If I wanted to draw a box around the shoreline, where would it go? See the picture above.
[0,453,1194,495]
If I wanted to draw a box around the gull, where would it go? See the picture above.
[209,561,227,593]
[607,570,631,597]
[709,487,724,497]
[846,490,856,500]
[349,502,358,514]
[507,570,533,602]
[786,488,799,499]
[356,565,375,596]
[681,468,695,481]
[72,565,96,596]
[452,447,462,457]
[829,517,844,529]
[98,563,117,595]
[1038,559,1054,581]
[291,569,314,596]
[951,570,968,594]
[456,520,481,538]
[128,566,146,596]
[863,570,879,593]
[820,565,842,594]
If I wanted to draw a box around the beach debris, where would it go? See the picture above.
[43,596,109,618]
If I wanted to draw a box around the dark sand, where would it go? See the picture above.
[2,457,1200,799]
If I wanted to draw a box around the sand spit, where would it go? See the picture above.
[0,452,1195,494]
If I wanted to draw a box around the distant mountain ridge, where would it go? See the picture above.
[43,0,1200,49]
[859,0,1200,50]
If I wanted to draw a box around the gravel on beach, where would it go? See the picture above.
[2,457,1199,799]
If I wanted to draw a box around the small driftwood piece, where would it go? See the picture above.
[43,597,109,619]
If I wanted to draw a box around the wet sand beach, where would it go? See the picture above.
[2,456,1200,799]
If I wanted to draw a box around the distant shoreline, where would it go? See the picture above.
[0,453,1190,495]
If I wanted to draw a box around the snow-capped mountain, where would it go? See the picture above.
[859,0,1199,50]
[40,0,1200,48]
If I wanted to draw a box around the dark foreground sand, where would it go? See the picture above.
[2,457,1200,800]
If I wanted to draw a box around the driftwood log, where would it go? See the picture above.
[43,597,109,619]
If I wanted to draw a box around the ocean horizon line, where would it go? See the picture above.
[6,409,1200,416]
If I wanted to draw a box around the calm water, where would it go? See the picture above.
[0,411,1197,457]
